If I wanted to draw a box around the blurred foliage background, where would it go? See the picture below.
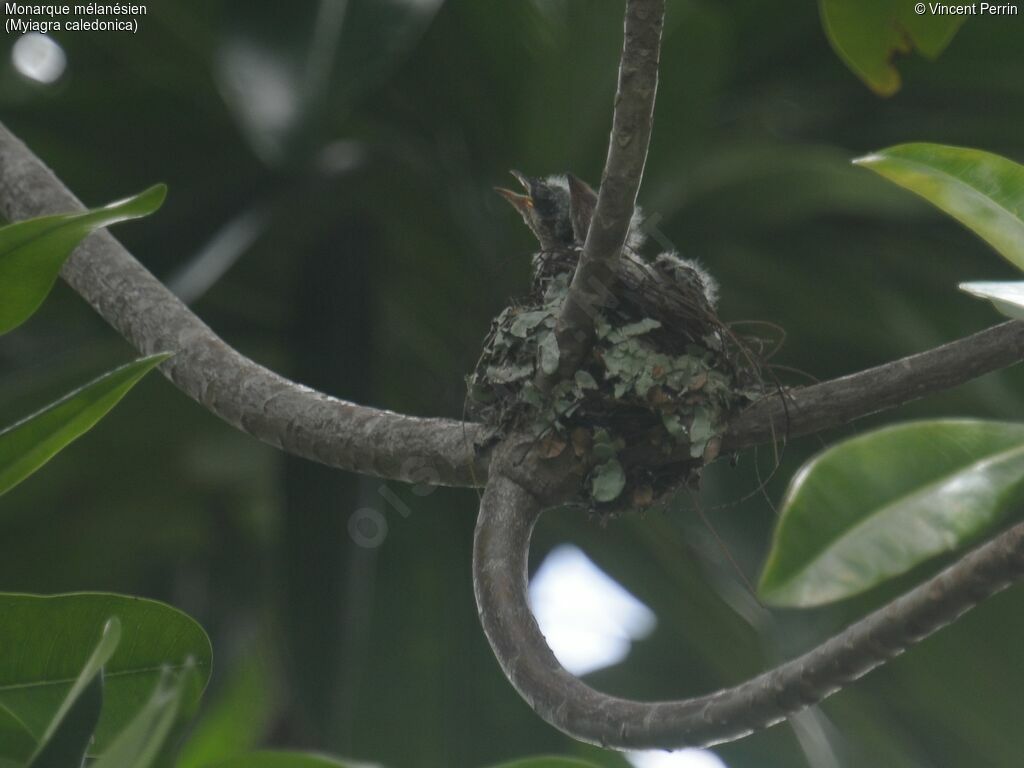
[1,1,1023,766]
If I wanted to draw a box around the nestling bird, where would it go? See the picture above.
[495,170,718,308]
[495,171,576,253]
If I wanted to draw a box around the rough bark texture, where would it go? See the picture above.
[723,320,1024,451]
[0,122,489,486]
[475,442,1024,750]
[4,0,1024,748]
[3,121,1024,491]
[4,30,1024,757]
[548,0,666,385]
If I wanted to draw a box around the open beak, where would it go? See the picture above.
[494,169,534,214]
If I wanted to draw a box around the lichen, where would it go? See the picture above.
[467,259,762,512]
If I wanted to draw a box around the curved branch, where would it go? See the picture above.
[546,0,666,385]
[0,122,488,487]
[2,122,1024,491]
[475,444,1024,750]
[723,320,1024,452]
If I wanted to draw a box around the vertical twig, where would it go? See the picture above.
[541,0,667,387]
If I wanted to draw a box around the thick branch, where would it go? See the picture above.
[0,122,488,487]
[546,0,666,385]
[723,320,1024,452]
[3,121,1024,491]
[475,442,1024,750]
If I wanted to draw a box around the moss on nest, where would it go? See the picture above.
[467,264,764,512]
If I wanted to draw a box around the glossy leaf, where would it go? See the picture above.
[0,354,170,497]
[0,185,166,334]
[819,0,965,95]
[175,652,274,768]
[29,676,102,768]
[759,420,1024,607]
[211,752,374,768]
[15,1,1024,765]
[90,661,199,768]
[854,143,1024,270]
[0,706,38,765]
[27,618,120,767]
[959,281,1024,320]
[0,594,211,754]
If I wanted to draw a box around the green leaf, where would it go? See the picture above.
[591,459,626,503]
[0,354,170,497]
[0,706,35,765]
[573,370,598,392]
[689,408,713,458]
[959,281,1024,320]
[0,593,211,755]
[759,420,1024,607]
[29,676,102,768]
[175,653,274,768]
[484,759,603,768]
[538,331,560,376]
[510,310,550,338]
[609,318,661,341]
[27,617,121,768]
[590,428,618,462]
[854,143,1024,270]
[210,752,375,768]
[485,361,533,384]
[661,412,686,439]
[819,0,965,96]
[0,185,166,334]
[91,661,199,768]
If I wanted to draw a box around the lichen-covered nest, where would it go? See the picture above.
[467,250,765,512]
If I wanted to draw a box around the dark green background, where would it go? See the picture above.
[1,1,1022,766]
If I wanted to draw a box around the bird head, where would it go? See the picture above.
[495,171,640,254]
[495,171,576,251]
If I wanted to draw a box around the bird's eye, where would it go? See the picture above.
[533,194,553,216]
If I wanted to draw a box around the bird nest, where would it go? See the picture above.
[467,173,765,512]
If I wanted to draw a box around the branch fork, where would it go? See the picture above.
[2,0,1024,752]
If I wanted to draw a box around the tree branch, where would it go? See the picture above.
[723,320,1024,452]
[475,441,1024,750]
[5,46,1024,753]
[3,122,1024,493]
[0,122,489,487]
[544,0,666,386]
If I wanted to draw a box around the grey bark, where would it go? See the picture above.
[0,122,488,487]
[1,0,1022,751]
[546,0,666,386]
[724,320,1024,452]
[1,122,1022,489]
[2,32,1024,756]
[475,440,1024,750]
